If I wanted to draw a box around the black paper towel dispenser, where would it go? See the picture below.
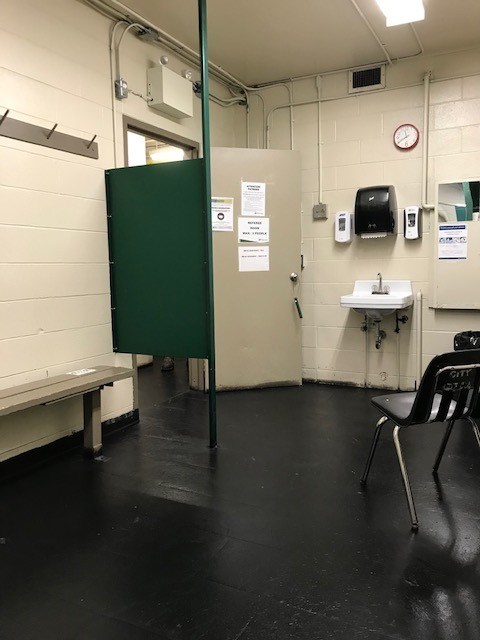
[355,185,397,237]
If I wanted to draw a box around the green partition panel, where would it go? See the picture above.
[106,159,209,358]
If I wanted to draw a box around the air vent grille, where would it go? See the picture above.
[348,65,385,93]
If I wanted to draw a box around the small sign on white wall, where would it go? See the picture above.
[238,246,269,272]
[241,181,266,216]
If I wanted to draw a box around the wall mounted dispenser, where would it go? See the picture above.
[404,206,422,239]
[355,185,397,238]
[335,211,353,242]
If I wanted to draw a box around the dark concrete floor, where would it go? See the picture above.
[1,359,480,639]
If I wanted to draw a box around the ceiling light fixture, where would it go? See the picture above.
[375,0,425,26]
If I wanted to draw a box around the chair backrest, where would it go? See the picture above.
[409,350,480,425]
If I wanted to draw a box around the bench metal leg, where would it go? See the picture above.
[393,426,419,531]
[360,416,389,485]
[433,419,455,474]
[83,389,102,457]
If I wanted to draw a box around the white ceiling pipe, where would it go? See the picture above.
[416,291,423,389]
[316,76,323,203]
[109,20,128,167]
[85,0,429,100]
[84,0,251,91]
[421,71,435,210]
[348,0,393,65]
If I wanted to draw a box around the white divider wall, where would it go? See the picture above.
[0,0,244,461]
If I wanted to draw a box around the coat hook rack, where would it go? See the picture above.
[0,110,98,159]
[46,123,58,139]
[0,109,10,126]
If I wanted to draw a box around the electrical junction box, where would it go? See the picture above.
[147,66,193,119]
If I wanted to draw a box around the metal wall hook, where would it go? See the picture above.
[46,123,58,139]
[86,134,97,149]
[0,109,10,126]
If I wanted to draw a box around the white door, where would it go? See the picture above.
[210,147,302,390]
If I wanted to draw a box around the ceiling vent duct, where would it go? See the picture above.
[348,65,386,93]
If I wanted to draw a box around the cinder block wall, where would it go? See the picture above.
[246,50,480,389]
[0,0,245,460]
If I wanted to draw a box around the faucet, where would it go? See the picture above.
[372,272,388,294]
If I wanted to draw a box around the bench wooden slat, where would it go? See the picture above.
[0,366,133,418]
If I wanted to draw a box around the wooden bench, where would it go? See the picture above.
[0,366,134,457]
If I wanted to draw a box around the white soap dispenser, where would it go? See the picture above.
[404,206,422,240]
[335,211,353,243]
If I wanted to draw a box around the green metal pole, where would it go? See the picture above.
[198,0,217,447]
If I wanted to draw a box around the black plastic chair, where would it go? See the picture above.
[360,350,480,531]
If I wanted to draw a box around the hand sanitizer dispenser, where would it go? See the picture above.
[404,206,422,240]
[335,211,353,243]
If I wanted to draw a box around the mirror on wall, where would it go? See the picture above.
[434,180,480,310]
[438,181,480,222]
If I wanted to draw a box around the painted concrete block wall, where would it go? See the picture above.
[247,50,480,389]
[0,0,244,460]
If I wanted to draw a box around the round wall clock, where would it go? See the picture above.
[393,124,420,150]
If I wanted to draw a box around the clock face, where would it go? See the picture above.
[393,124,420,150]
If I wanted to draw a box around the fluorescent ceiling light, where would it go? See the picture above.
[150,146,185,163]
[376,0,425,26]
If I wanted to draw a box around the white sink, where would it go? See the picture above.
[340,280,414,321]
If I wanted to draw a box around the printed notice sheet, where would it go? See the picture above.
[238,217,269,243]
[241,181,266,216]
[212,197,234,231]
[438,224,467,260]
[238,246,269,272]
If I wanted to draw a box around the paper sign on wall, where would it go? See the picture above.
[212,196,234,232]
[438,224,468,260]
[238,217,269,243]
[241,181,266,216]
[238,246,269,272]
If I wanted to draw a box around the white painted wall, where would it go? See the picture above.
[246,49,480,390]
[0,0,245,461]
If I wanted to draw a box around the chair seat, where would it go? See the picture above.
[372,392,457,426]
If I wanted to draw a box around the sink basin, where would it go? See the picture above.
[340,280,413,321]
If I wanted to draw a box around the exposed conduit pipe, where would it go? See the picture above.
[88,0,480,99]
[109,20,128,167]
[250,93,266,148]
[410,23,424,55]
[422,71,435,210]
[348,0,393,65]
[416,291,423,389]
[316,75,323,202]
[85,0,251,91]
[289,81,294,150]
[115,22,144,78]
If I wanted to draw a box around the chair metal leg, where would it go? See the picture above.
[360,416,389,485]
[433,419,455,474]
[467,417,480,450]
[393,426,419,532]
